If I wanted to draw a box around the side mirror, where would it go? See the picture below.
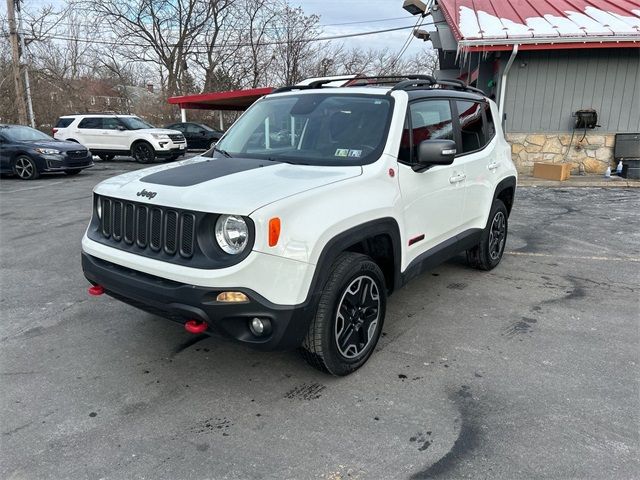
[415,139,457,171]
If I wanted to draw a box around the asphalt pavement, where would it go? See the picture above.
[1,158,638,479]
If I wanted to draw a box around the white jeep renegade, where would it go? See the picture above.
[82,76,517,375]
[54,114,186,163]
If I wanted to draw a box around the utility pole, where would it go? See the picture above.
[6,0,28,125]
[16,0,36,128]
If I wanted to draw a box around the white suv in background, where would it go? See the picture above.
[53,114,186,163]
[82,75,517,375]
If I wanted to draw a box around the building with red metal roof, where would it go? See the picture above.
[406,0,640,174]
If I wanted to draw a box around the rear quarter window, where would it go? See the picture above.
[55,118,74,128]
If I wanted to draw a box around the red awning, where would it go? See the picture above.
[438,0,640,51]
[168,87,275,111]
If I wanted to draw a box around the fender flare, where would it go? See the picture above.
[303,217,402,306]
[492,176,517,215]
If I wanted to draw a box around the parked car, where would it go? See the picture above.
[164,122,224,150]
[53,114,186,163]
[0,124,93,180]
[81,75,517,375]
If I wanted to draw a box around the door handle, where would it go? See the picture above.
[449,173,466,184]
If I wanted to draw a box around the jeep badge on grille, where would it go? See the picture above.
[136,189,157,199]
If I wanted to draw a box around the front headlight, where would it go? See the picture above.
[215,215,249,255]
[35,148,60,155]
[151,133,170,140]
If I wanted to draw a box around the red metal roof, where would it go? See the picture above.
[168,87,274,111]
[438,0,640,51]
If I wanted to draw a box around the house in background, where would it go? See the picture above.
[404,0,640,174]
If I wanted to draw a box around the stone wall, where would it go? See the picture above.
[506,133,615,175]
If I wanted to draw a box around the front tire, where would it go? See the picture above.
[13,155,39,180]
[466,199,508,270]
[301,252,386,376]
[131,142,156,164]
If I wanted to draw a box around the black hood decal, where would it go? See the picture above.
[140,157,275,187]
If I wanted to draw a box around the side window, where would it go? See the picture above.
[185,124,202,134]
[78,117,102,129]
[398,99,454,163]
[102,118,121,130]
[484,103,496,140]
[456,101,486,154]
[55,118,73,128]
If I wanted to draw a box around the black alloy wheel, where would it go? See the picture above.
[466,199,509,270]
[131,142,156,164]
[301,252,386,376]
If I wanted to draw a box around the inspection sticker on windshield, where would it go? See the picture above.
[348,149,362,158]
[335,149,349,157]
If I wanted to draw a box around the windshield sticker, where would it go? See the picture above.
[348,149,362,158]
[335,149,349,157]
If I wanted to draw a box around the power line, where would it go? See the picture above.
[23,23,426,51]
[28,14,415,31]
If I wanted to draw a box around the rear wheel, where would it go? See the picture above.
[301,252,386,376]
[13,155,39,180]
[131,142,156,163]
[466,199,508,270]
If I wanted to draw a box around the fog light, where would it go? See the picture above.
[216,291,249,303]
[249,317,271,336]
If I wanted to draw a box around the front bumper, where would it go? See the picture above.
[82,252,315,350]
[39,153,94,172]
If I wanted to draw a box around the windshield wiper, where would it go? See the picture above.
[214,146,233,158]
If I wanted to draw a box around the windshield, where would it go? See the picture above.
[120,117,154,130]
[212,93,393,165]
[2,126,53,142]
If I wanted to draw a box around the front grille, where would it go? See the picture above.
[66,150,89,158]
[168,134,185,142]
[99,197,196,259]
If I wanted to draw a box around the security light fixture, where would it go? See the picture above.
[413,29,431,41]
[403,0,428,16]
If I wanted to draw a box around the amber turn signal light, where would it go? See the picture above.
[269,217,281,247]
[216,291,249,303]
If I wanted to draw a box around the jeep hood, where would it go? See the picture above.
[93,155,362,215]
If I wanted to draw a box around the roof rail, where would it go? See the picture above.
[271,74,486,96]
[271,74,437,94]
[62,111,124,116]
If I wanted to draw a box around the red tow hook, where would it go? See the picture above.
[88,285,105,296]
[185,320,208,334]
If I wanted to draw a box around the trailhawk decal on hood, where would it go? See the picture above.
[140,157,275,187]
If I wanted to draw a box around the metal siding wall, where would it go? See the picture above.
[505,49,640,133]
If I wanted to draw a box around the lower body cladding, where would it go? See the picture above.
[81,253,316,350]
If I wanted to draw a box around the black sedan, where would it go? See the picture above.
[164,122,223,150]
[0,125,93,180]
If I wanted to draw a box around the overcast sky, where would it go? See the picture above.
[302,0,430,57]
[7,0,432,58]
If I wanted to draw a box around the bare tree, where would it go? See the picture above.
[271,5,321,85]
[84,0,216,96]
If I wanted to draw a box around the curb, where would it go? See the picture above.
[518,177,640,188]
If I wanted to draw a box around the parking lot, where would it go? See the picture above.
[1,160,638,479]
